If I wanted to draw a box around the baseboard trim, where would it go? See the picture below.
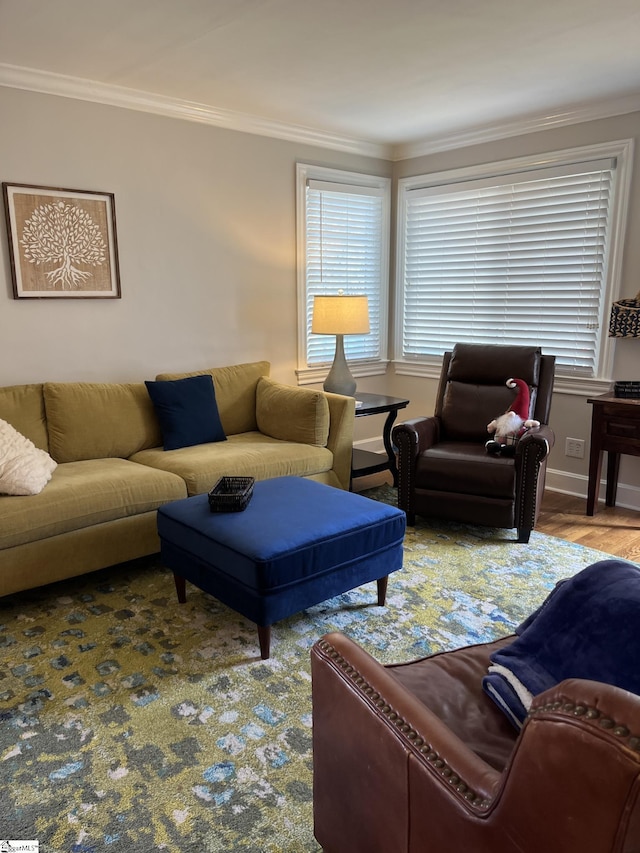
[544,468,640,512]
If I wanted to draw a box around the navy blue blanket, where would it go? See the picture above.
[482,559,640,729]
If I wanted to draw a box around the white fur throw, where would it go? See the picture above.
[0,418,57,496]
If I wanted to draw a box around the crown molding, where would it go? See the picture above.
[2,63,639,164]
[390,92,640,161]
[0,63,390,160]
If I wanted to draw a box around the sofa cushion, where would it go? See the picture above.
[0,458,187,550]
[145,374,226,451]
[0,418,57,496]
[256,377,329,446]
[130,432,334,496]
[44,382,163,462]
[156,361,269,436]
[0,384,49,451]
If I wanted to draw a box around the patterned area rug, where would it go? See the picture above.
[0,485,620,852]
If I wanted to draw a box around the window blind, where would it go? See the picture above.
[306,180,384,366]
[400,160,615,376]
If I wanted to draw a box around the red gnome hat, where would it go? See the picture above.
[506,378,530,421]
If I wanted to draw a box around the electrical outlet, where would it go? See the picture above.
[565,437,585,459]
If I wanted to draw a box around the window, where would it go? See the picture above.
[395,141,633,389]
[296,163,390,384]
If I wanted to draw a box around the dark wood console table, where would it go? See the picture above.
[586,393,640,515]
[351,392,409,488]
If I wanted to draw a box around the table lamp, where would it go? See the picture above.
[312,293,370,396]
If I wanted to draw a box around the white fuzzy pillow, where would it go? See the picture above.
[0,418,57,496]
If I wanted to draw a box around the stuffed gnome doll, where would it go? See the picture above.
[485,378,540,456]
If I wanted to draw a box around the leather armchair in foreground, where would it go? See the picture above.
[392,343,555,543]
[311,631,640,853]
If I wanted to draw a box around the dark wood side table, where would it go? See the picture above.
[586,393,640,515]
[351,392,410,487]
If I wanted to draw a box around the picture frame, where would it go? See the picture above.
[2,183,121,299]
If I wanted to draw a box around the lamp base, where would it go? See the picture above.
[323,335,356,397]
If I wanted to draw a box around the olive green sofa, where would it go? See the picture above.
[0,361,355,598]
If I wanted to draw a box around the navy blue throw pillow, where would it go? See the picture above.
[145,374,226,451]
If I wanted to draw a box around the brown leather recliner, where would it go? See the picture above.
[393,343,555,543]
[311,631,640,853]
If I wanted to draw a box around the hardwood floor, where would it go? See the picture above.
[353,472,640,562]
[536,491,640,563]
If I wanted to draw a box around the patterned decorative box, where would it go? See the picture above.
[609,293,640,338]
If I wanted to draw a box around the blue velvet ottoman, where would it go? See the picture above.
[157,476,406,659]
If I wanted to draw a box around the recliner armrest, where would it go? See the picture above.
[393,418,442,523]
[528,676,640,735]
[311,632,501,853]
[513,423,555,542]
[515,423,555,460]
[313,632,500,798]
[393,416,441,459]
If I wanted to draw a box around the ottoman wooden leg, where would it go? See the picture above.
[174,573,187,604]
[377,576,388,606]
[257,625,271,660]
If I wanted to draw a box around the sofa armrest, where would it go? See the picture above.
[324,392,356,490]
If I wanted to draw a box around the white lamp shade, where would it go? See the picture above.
[312,295,370,336]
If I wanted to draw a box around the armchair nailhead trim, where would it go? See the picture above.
[317,639,491,809]
[528,700,640,754]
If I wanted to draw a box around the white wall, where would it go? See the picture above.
[389,111,640,507]
[2,86,640,504]
[0,87,390,391]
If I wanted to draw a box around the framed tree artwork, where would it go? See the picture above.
[2,183,121,299]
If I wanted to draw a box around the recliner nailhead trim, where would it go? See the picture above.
[317,639,491,809]
[516,438,547,539]
[393,428,416,520]
[528,700,640,754]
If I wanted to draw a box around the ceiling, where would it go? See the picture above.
[2,0,640,158]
